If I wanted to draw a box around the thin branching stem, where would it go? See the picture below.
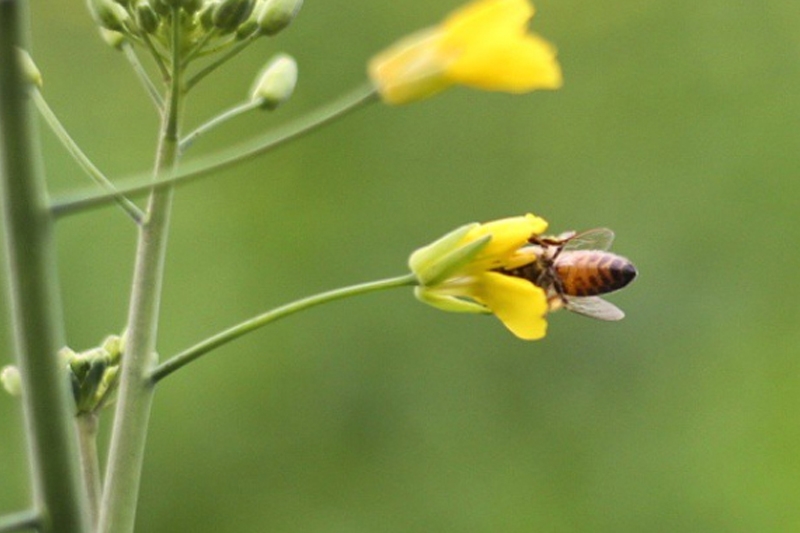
[31,89,143,223]
[151,274,417,383]
[75,414,101,528]
[51,83,378,217]
[179,98,263,152]
[0,510,40,533]
[139,31,170,82]
[122,43,164,110]
[180,29,217,68]
[184,32,258,91]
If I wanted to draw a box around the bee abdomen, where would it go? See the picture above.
[556,251,637,297]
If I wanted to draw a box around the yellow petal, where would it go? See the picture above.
[442,0,534,39]
[463,214,548,270]
[439,0,562,92]
[367,28,452,105]
[448,34,562,91]
[469,272,548,340]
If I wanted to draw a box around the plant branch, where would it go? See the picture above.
[97,9,183,533]
[31,89,143,223]
[0,510,39,533]
[179,98,262,152]
[122,43,164,110]
[184,33,257,91]
[51,82,378,217]
[75,414,101,529]
[151,273,417,383]
[139,31,170,83]
[0,2,91,532]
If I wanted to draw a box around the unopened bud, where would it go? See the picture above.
[198,2,216,30]
[150,0,171,16]
[182,0,203,13]
[99,28,127,49]
[16,49,42,88]
[87,0,131,32]
[256,0,302,36]
[250,53,297,109]
[136,1,160,33]
[1,366,21,397]
[212,0,254,33]
[235,18,259,39]
[101,335,123,364]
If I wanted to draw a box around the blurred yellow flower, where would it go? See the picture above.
[368,0,562,105]
[410,214,550,340]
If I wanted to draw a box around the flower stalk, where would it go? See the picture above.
[151,273,417,383]
[50,82,378,217]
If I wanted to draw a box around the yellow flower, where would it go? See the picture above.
[368,0,562,105]
[410,214,550,340]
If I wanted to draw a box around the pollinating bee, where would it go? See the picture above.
[501,228,637,321]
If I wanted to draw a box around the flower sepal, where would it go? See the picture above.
[414,286,490,314]
[409,222,491,286]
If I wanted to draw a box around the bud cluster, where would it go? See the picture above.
[86,0,303,65]
[65,334,124,415]
[1,334,125,416]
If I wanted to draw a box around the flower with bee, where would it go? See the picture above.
[409,215,637,340]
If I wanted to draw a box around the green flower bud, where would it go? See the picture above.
[99,27,127,49]
[87,0,131,32]
[255,0,302,36]
[235,18,258,39]
[150,0,172,17]
[182,0,203,13]
[250,53,298,109]
[212,0,254,33]
[197,1,216,30]
[101,334,124,364]
[16,49,42,88]
[1,366,21,397]
[136,1,160,33]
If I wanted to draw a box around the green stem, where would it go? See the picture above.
[31,89,144,223]
[180,29,217,68]
[0,3,91,533]
[75,414,101,528]
[139,31,170,83]
[51,83,378,217]
[179,98,262,152]
[0,510,39,533]
[151,273,417,383]
[184,33,256,91]
[122,42,164,110]
[97,9,183,533]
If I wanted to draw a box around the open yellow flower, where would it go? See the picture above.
[368,0,562,105]
[410,214,550,340]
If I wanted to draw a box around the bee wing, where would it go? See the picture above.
[564,228,615,252]
[565,296,625,321]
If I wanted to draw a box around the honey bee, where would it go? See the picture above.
[502,228,637,321]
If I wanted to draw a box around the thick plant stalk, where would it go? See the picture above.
[0,1,91,532]
[96,11,182,533]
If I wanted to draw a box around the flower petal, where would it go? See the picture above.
[469,271,548,339]
[448,33,562,91]
[463,214,548,270]
[442,0,534,41]
[367,28,453,105]
[439,0,562,92]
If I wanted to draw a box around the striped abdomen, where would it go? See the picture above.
[554,251,637,297]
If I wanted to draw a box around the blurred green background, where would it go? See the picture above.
[2,0,800,531]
